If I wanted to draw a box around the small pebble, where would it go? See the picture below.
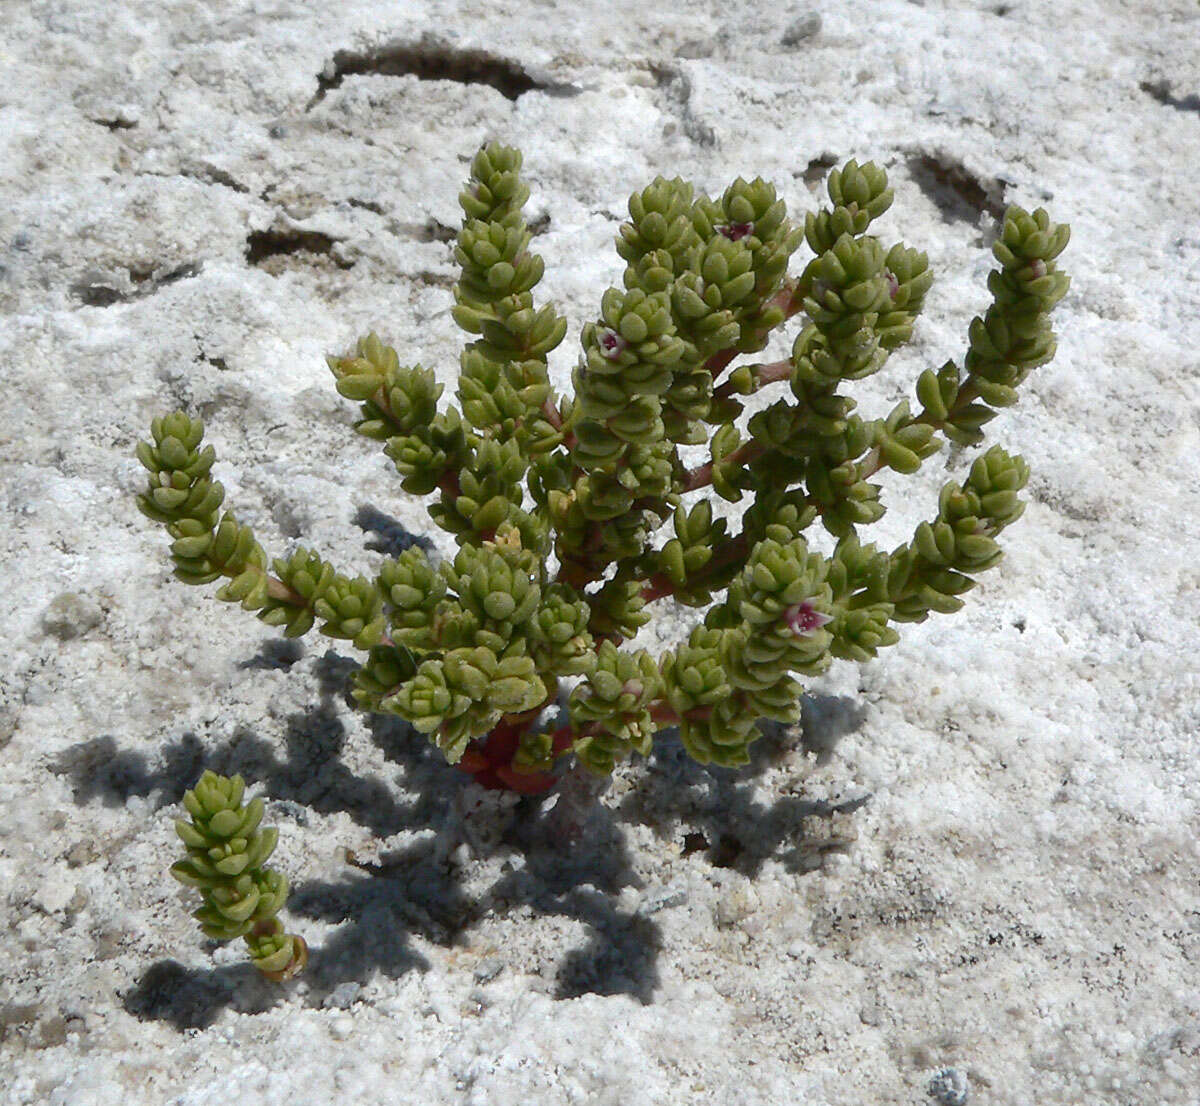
[93,930,123,960]
[473,957,504,984]
[271,800,310,826]
[0,704,17,748]
[34,1016,68,1049]
[677,38,715,59]
[322,982,361,1009]
[329,1013,354,1040]
[781,12,822,47]
[928,1067,969,1106]
[859,1003,883,1026]
[66,839,100,868]
[33,876,76,915]
[0,1003,39,1030]
[714,884,759,928]
[40,593,103,640]
[638,884,688,916]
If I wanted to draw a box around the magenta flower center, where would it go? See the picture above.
[598,328,627,359]
[718,222,754,241]
[784,601,833,636]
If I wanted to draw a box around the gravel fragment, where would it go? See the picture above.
[40,593,103,640]
[928,1067,969,1106]
[781,12,822,46]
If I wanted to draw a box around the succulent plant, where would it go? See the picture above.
[137,142,1068,794]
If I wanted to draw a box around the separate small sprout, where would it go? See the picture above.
[171,771,307,981]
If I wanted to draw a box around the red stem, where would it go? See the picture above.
[265,575,307,606]
[541,397,563,430]
[702,347,740,386]
[679,440,766,493]
[438,470,462,499]
[543,396,578,451]
[639,531,751,605]
[712,357,792,404]
[455,709,580,795]
[700,281,800,389]
[649,701,711,725]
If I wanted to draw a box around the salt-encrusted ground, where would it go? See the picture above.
[2,1,1199,1103]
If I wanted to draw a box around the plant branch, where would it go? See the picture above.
[640,531,751,605]
[679,440,766,493]
[649,701,712,725]
[438,470,462,499]
[265,575,308,606]
[712,357,792,404]
[700,284,802,390]
[701,347,740,387]
[654,370,989,603]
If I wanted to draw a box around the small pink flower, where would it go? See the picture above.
[884,270,899,300]
[597,328,627,360]
[718,222,754,241]
[784,601,833,636]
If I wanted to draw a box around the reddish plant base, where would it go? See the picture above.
[455,717,575,794]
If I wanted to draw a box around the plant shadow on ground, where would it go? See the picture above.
[53,641,869,1031]
[620,694,872,878]
[353,503,436,557]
